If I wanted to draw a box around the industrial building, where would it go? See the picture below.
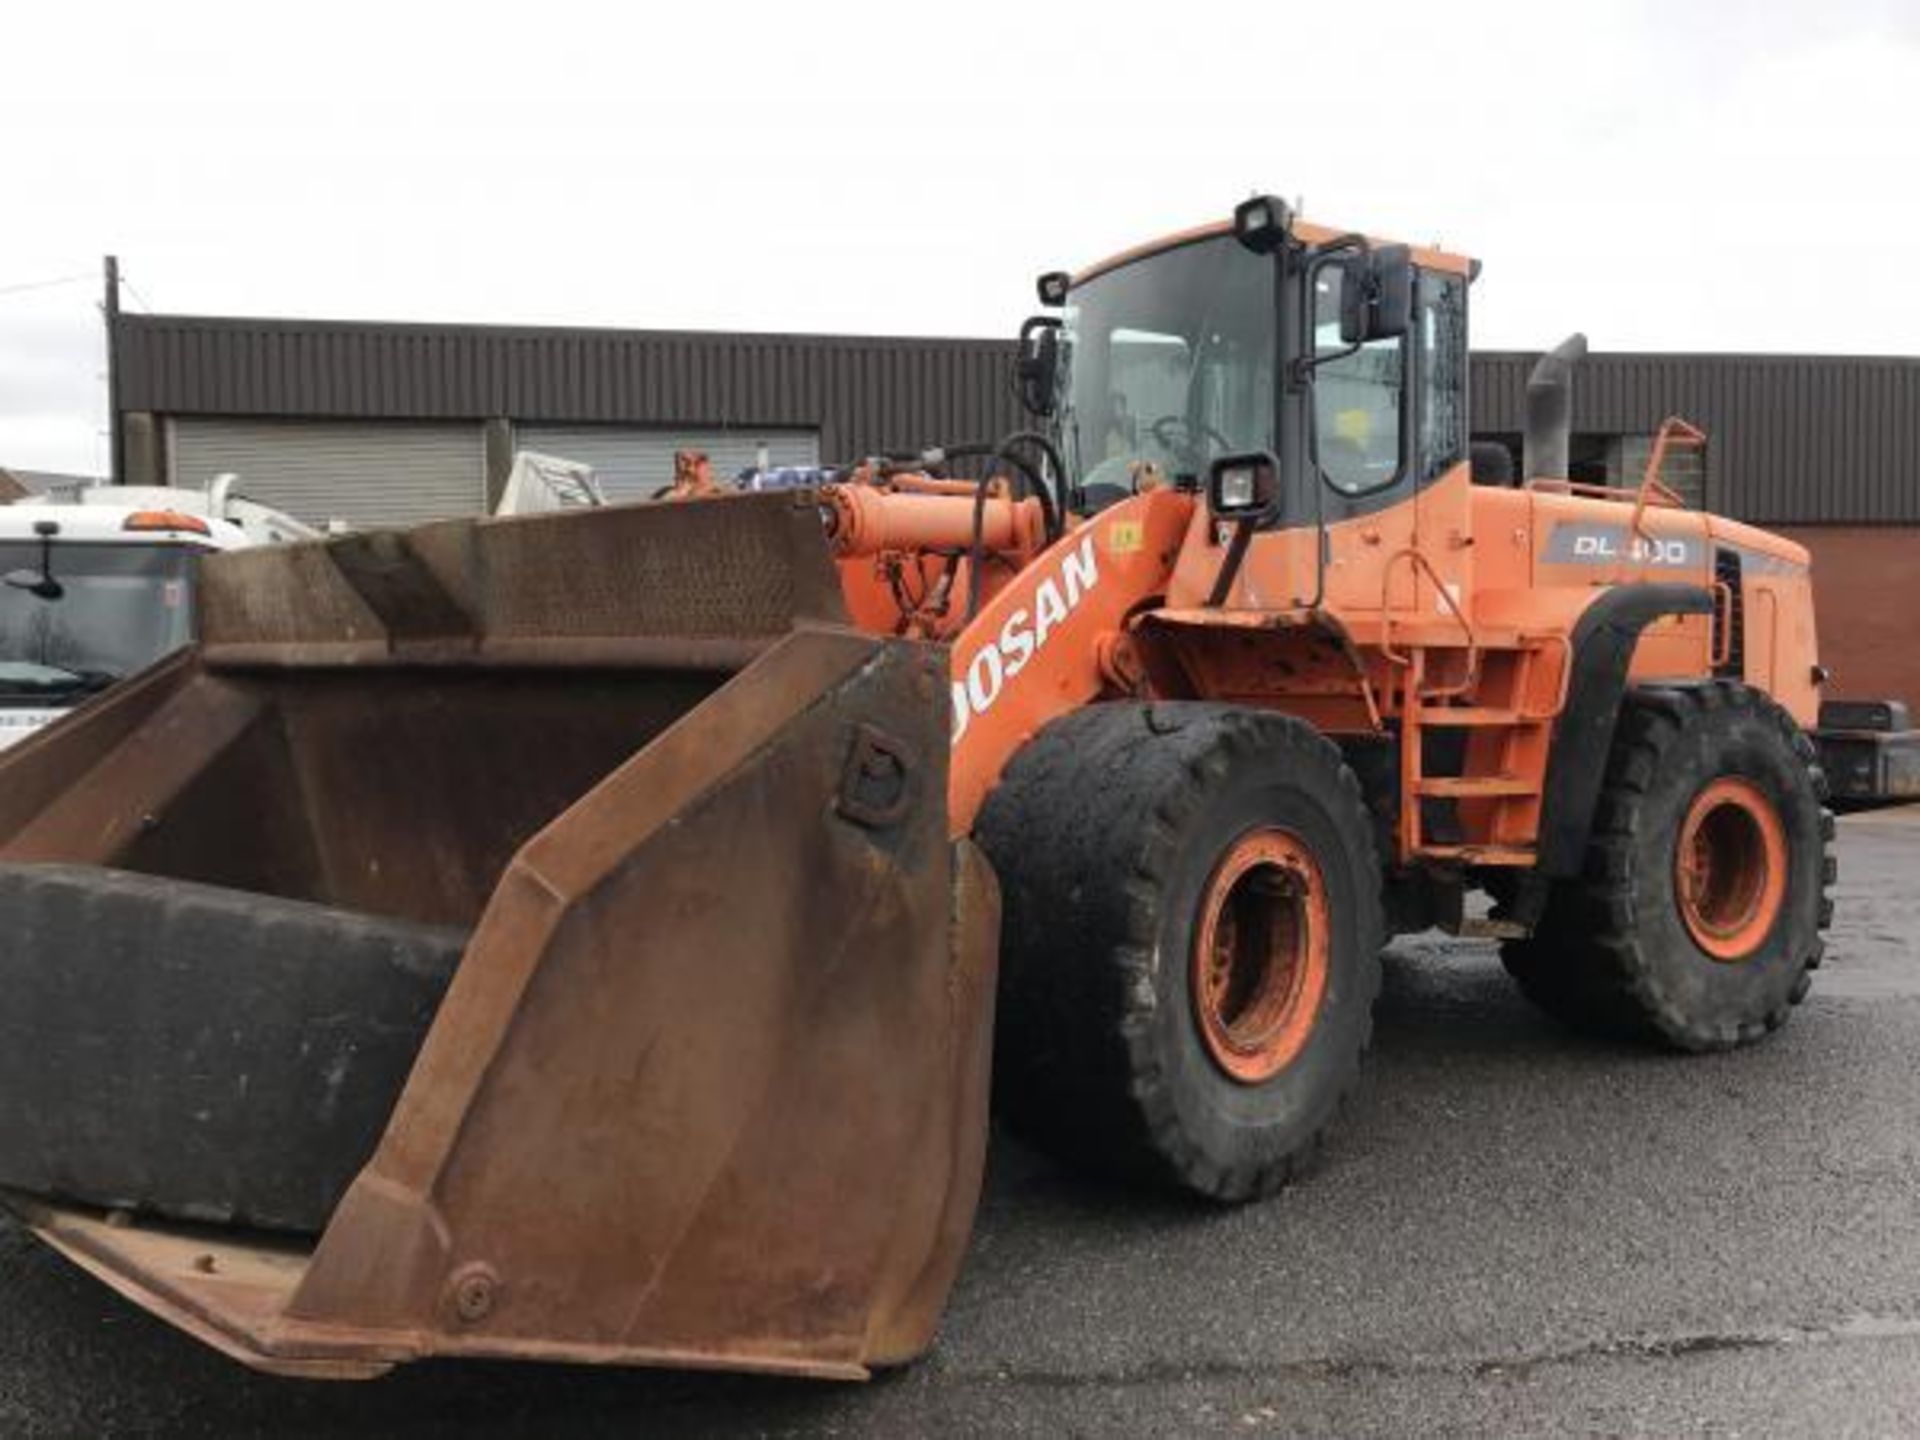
[108,312,1920,708]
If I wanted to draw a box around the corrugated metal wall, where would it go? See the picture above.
[1471,351,1920,524]
[116,316,1024,468]
[115,316,1920,524]
[169,417,487,528]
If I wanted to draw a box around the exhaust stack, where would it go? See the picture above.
[1523,333,1588,481]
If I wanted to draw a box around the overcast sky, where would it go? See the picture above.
[5,0,1917,475]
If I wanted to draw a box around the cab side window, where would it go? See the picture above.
[1418,271,1468,482]
[1312,265,1405,495]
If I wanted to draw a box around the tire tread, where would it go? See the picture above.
[977,703,1384,1199]
[1502,681,1834,1050]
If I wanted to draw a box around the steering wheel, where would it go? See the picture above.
[1076,454,1138,504]
[1148,414,1233,456]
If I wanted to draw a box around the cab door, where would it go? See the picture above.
[1306,263,1471,622]
[1406,268,1473,623]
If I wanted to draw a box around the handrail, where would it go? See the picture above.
[1379,546,1478,701]
[1522,477,1674,504]
[1710,579,1735,670]
[1628,416,1707,544]
[1519,632,1576,722]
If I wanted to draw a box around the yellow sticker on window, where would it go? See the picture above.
[1107,519,1144,554]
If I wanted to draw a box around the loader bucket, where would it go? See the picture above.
[0,492,998,1380]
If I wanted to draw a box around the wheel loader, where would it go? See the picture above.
[0,197,1878,1380]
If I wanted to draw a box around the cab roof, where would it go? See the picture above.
[1070,217,1476,290]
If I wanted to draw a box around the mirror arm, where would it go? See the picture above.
[1205,515,1259,608]
[1292,339,1362,385]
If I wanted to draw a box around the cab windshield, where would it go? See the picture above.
[0,542,196,692]
[1057,233,1275,504]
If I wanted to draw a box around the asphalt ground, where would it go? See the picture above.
[3,807,1918,1437]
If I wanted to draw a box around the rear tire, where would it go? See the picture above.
[1501,682,1834,1050]
[975,703,1384,1201]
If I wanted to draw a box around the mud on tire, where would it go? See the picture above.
[975,703,1385,1202]
[1502,682,1835,1050]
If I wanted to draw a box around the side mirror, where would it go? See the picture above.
[1015,315,1061,417]
[1207,451,1281,517]
[1338,243,1414,345]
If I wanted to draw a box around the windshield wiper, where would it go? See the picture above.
[2,521,67,601]
[0,665,119,696]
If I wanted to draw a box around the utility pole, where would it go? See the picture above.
[104,255,123,486]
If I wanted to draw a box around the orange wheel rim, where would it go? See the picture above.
[1190,827,1331,1084]
[1673,776,1788,962]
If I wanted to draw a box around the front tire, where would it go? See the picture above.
[1502,682,1834,1050]
[975,703,1385,1201]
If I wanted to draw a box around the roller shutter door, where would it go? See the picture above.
[512,425,819,503]
[168,418,487,529]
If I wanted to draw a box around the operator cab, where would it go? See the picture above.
[1018,201,1473,528]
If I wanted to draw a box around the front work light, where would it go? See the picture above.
[1232,194,1294,255]
[1219,465,1259,510]
[1207,452,1280,516]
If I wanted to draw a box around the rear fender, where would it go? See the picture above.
[1536,583,1714,877]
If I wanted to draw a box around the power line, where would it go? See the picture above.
[0,272,94,298]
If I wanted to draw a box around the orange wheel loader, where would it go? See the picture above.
[0,197,1876,1380]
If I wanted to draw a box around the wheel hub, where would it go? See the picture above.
[1191,827,1330,1083]
[1674,775,1788,962]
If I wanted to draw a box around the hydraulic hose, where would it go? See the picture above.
[910,434,1066,542]
[962,430,1070,620]
[965,465,999,622]
[992,430,1069,539]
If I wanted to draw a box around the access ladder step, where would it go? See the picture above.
[1449,916,1534,941]
[1417,843,1539,867]
[1413,706,1549,727]
[1415,774,1539,799]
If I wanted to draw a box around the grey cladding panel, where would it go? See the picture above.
[1473,351,1920,524]
[118,316,1024,467]
[112,314,1920,525]
[168,418,487,529]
